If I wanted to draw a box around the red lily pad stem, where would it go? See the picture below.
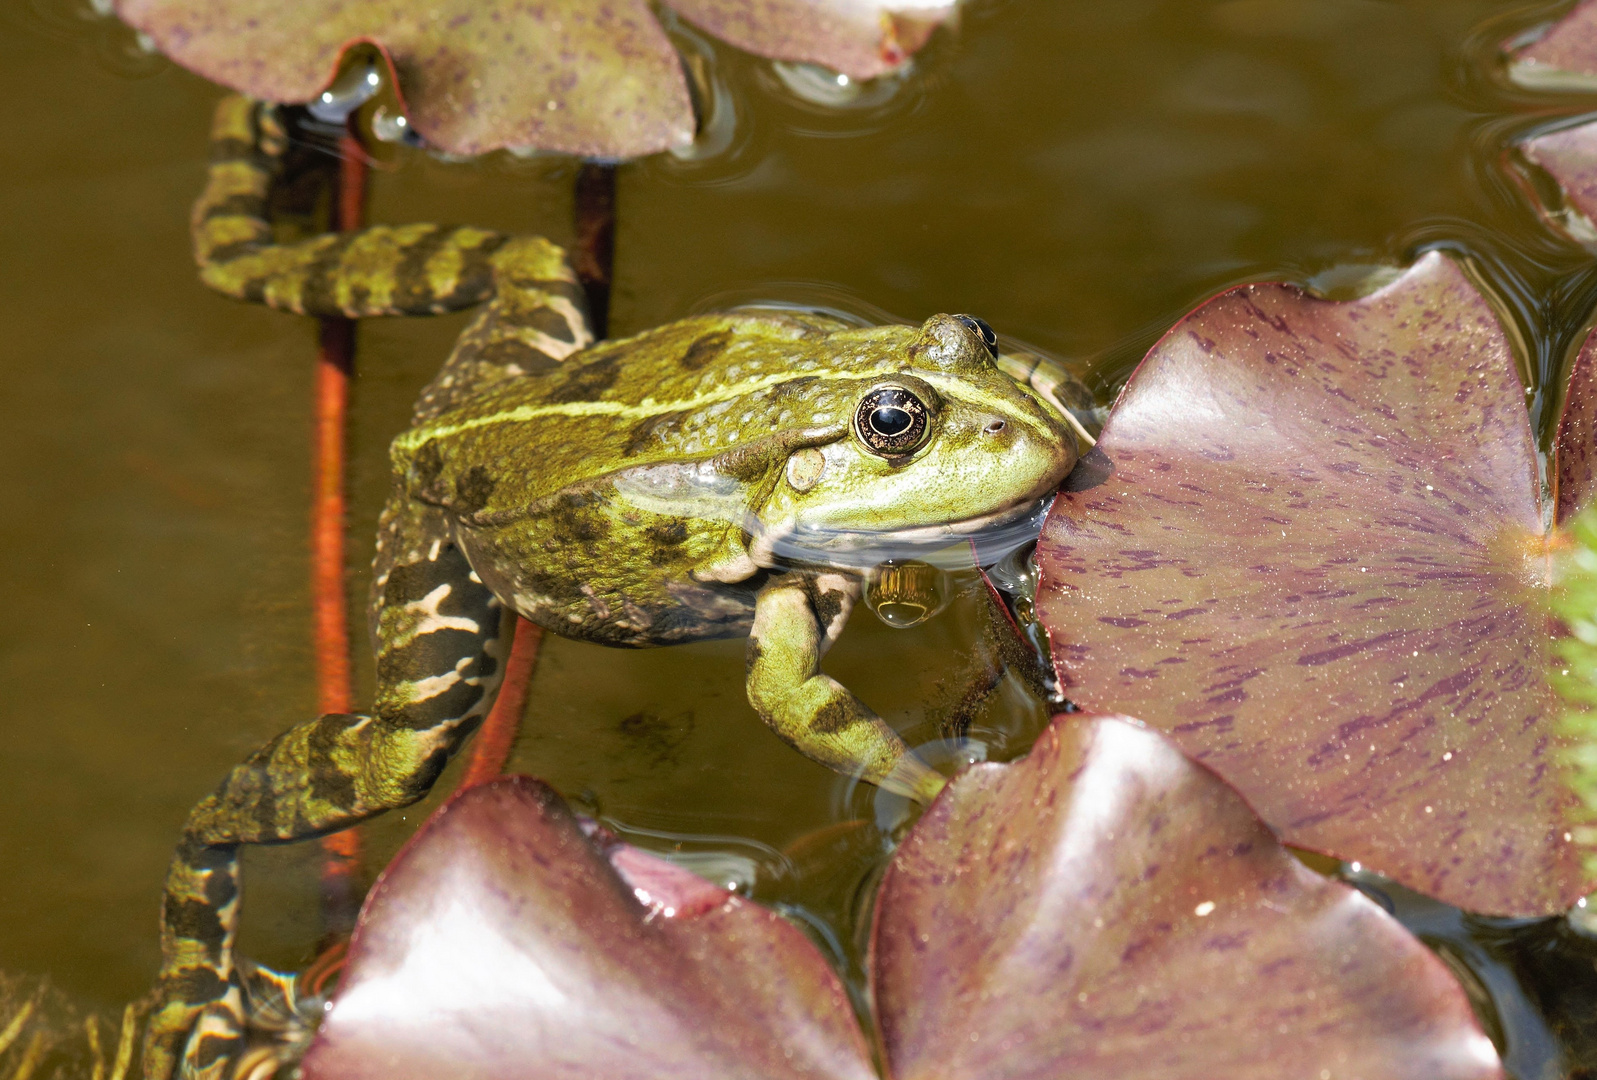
[316,132,369,938]
[459,163,615,786]
[574,162,617,341]
[460,620,543,788]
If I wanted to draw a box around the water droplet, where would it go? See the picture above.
[866,561,950,628]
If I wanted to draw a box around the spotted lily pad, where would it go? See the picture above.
[1508,1,1597,91]
[1511,3,1597,241]
[1558,328,1597,523]
[871,715,1504,1080]
[302,720,1503,1079]
[113,0,955,158]
[668,0,953,80]
[1520,123,1597,244]
[300,777,876,1080]
[1036,251,1590,916]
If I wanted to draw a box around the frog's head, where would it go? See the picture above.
[752,313,1080,569]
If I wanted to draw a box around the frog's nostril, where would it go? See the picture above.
[982,418,1006,435]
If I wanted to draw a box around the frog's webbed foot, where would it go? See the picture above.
[994,347,1101,451]
[745,572,945,803]
[158,960,318,1080]
[145,498,510,1080]
[226,961,323,1080]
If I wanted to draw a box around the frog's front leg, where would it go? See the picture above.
[745,573,945,803]
[145,498,508,1080]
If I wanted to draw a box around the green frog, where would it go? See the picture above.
[146,96,1089,1080]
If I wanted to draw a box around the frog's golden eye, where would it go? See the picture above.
[953,314,999,358]
[855,386,931,457]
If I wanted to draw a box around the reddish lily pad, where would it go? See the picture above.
[1558,327,1597,522]
[667,0,953,80]
[300,777,876,1080]
[1520,122,1597,245]
[1035,252,1590,916]
[872,715,1504,1080]
[302,720,1504,1078]
[114,0,694,158]
[1509,1,1597,90]
[113,0,955,158]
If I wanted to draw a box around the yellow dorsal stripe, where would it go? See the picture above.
[392,369,1053,454]
[395,369,860,452]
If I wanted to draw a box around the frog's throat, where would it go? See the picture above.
[747,494,1053,572]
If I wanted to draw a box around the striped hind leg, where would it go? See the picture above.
[196,94,596,418]
[194,95,598,342]
[145,499,509,1080]
[195,95,519,321]
[409,238,596,421]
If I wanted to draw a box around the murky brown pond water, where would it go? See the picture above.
[7,0,1597,1074]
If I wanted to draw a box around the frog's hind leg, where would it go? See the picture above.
[194,94,595,416]
[411,238,594,421]
[145,496,510,1080]
[194,95,535,323]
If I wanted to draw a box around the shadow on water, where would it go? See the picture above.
[1347,868,1597,1079]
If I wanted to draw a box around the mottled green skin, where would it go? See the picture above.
[146,95,1081,1080]
[399,311,1077,647]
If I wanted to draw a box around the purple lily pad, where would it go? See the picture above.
[1520,122,1597,245]
[872,714,1504,1080]
[302,719,1504,1079]
[1560,328,1597,522]
[1510,4,1597,238]
[300,777,876,1080]
[1035,252,1590,916]
[1509,1,1597,90]
[666,0,952,80]
[114,0,695,159]
[112,0,955,159]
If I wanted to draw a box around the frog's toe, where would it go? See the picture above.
[176,996,245,1080]
[881,752,948,804]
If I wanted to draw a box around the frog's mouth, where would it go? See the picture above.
[750,495,1053,572]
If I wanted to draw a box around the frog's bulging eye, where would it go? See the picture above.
[953,314,999,358]
[855,386,931,457]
